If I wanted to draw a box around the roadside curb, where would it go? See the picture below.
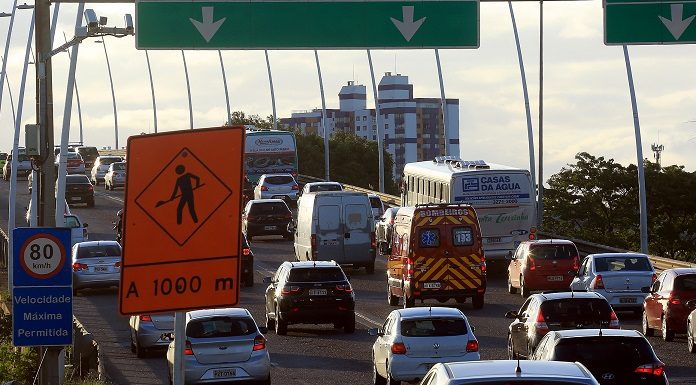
[73,316,108,381]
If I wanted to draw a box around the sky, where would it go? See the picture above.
[1,0,695,185]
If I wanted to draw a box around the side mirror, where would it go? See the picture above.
[640,286,651,294]
[258,326,268,334]
[367,328,383,336]
[504,311,519,319]
[262,277,273,284]
[650,282,659,293]
[686,299,696,310]
[83,223,89,228]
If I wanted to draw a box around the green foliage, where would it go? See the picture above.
[543,152,696,261]
[225,111,276,130]
[0,314,39,384]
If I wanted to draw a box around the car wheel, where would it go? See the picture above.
[386,364,400,385]
[507,334,516,359]
[373,358,386,385]
[130,334,136,353]
[275,306,287,335]
[365,262,375,275]
[688,321,696,354]
[472,294,484,309]
[134,335,146,358]
[265,310,275,330]
[520,276,530,297]
[508,276,518,294]
[344,315,356,334]
[662,315,674,342]
[87,198,95,208]
[642,311,654,336]
[387,284,399,306]
[244,271,254,287]
[258,375,271,385]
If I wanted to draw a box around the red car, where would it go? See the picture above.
[643,268,696,341]
[507,239,580,297]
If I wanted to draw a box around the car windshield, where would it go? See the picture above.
[112,163,126,171]
[17,154,30,162]
[66,175,90,184]
[309,184,341,192]
[287,267,345,282]
[540,299,612,323]
[675,274,696,291]
[186,317,256,338]
[400,317,468,337]
[76,244,121,259]
[100,157,121,166]
[264,175,294,185]
[249,202,289,215]
[529,244,576,260]
[554,337,654,368]
[0,153,7,161]
[594,256,652,272]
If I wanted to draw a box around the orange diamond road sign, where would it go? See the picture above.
[119,126,245,315]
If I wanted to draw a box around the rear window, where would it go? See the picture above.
[67,153,82,159]
[264,175,294,185]
[100,157,121,165]
[419,228,440,248]
[186,317,256,338]
[401,318,468,337]
[287,267,345,282]
[453,227,474,246]
[76,244,121,259]
[554,337,654,367]
[77,147,99,157]
[309,184,342,192]
[594,256,652,272]
[529,244,577,260]
[369,197,382,209]
[540,299,612,323]
[249,202,290,215]
[675,275,696,291]
[112,163,126,171]
[66,175,90,184]
[17,154,30,162]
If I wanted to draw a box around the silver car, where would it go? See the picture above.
[71,241,121,294]
[370,307,480,384]
[129,313,175,357]
[418,360,600,385]
[91,155,122,185]
[104,162,126,190]
[167,308,271,385]
[253,173,299,205]
[570,253,656,312]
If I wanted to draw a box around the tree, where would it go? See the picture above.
[225,111,276,129]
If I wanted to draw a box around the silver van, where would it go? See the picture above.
[294,191,376,273]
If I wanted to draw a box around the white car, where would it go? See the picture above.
[129,313,175,358]
[300,181,343,195]
[370,307,480,384]
[56,152,86,174]
[253,173,299,205]
[570,253,656,312]
[91,155,123,185]
[104,162,126,190]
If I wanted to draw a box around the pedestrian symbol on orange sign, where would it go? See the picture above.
[155,163,203,225]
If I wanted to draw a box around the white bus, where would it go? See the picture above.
[400,157,536,265]
[244,129,298,184]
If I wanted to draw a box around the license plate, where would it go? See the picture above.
[620,297,637,304]
[309,289,327,296]
[94,266,108,272]
[323,240,338,246]
[264,226,277,230]
[423,282,441,289]
[213,369,236,378]
[161,333,173,341]
[272,195,285,199]
[70,197,81,201]
[486,237,502,244]
[547,275,564,281]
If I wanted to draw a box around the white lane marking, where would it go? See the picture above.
[95,192,124,203]
[355,312,381,327]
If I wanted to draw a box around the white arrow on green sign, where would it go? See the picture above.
[135,0,479,49]
[605,0,696,44]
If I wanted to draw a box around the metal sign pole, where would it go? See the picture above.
[314,50,330,182]
[367,49,385,193]
[434,49,449,157]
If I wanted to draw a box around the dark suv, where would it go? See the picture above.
[76,146,100,171]
[65,174,95,207]
[506,292,619,359]
[242,199,293,241]
[530,329,668,385]
[263,261,355,335]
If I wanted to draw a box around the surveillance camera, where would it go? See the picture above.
[84,9,98,29]
[99,16,108,26]
[124,14,134,33]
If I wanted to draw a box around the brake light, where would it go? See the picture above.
[246,215,257,221]
[139,315,152,322]
[593,275,605,289]
[72,262,88,271]
[609,310,620,328]
[260,186,269,191]
[371,232,376,249]
[391,342,407,354]
[535,310,549,335]
[114,261,121,268]
[281,286,302,295]
[291,184,299,190]
[284,212,293,220]
[529,226,537,240]
[242,248,251,256]
[528,257,537,271]
[466,340,479,352]
[652,273,658,283]
[252,335,266,351]
[406,258,414,280]
[572,256,580,271]
[311,234,317,258]
[88,185,94,192]
[669,293,681,305]
[635,363,664,376]
[336,284,353,293]
[480,255,487,274]
[184,340,194,356]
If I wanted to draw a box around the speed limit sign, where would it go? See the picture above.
[19,234,67,279]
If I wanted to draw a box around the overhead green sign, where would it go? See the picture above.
[605,0,696,44]
[135,0,479,49]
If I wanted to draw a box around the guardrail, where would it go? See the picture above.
[0,227,8,271]
[296,174,695,272]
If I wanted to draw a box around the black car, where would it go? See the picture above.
[76,146,100,171]
[506,291,619,359]
[263,261,355,335]
[241,234,254,287]
[242,199,293,240]
[65,174,94,207]
[530,329,668,385]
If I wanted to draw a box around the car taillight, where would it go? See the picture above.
[260,186,269,191]
[391,342,407,354]
[252,335,266,351]
[635,363,664,376]
[609,310,620,328]
[535,310,549,335]
[139,315,152,322]
[72,262,88,271]
[243,248,251,256]
[88,185,94,192]
[291,184,299,190]
[284,213,293,220]
[311,234,317,257]
[593,274,605,289]
[651,273,657,283]
[572,256,580,271]
[406,258,414,280]
[466,340,479,352]
[480,255,487,274]
[246,215,257,221]
[281,286,302,295]
[115,261,121,268]
[529,226,537,240]
[528,257,537,271]
[669,293,681,305]
[336,284,353,293]
[184,340,194,356]
[371,232,376,249]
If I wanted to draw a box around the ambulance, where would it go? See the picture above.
[383,203,486,309]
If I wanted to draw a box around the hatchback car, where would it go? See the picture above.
[242,199,293,240]
[506,292,619,359]
[508,239,580,297]
[104,162,126,190]
[418,360,600,385]
[129,313,175,357]
[2,153,32,180]
[570,253,656,313]
[530,329,668,385]
[376,207,400,253]
[300,181,343,195]
[253,173,299,205]
[72,241,121,294]
[643,268,696,341]
[56,152,86,174]
[264,261,355,335]
[166,308,270,385]
[370,307,479,385]
[91,155,122,185]
[64,174,95,207]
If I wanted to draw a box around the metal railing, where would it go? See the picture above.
[0,227,8,271]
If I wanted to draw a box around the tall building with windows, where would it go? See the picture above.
[280,73,459,179]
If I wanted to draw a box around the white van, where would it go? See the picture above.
[294,191,376,273]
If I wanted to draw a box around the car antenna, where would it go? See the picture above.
[516,357,522,373]
[429,306,432,315]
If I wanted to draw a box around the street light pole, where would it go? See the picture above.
[265,50,277,130]
[0,60,17,123]
[218,50,231,124]
[145,50,157,132]
[63,31,84,143]
[0,0,18,124]
[182,50,193,129]
[95,38,118,149]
